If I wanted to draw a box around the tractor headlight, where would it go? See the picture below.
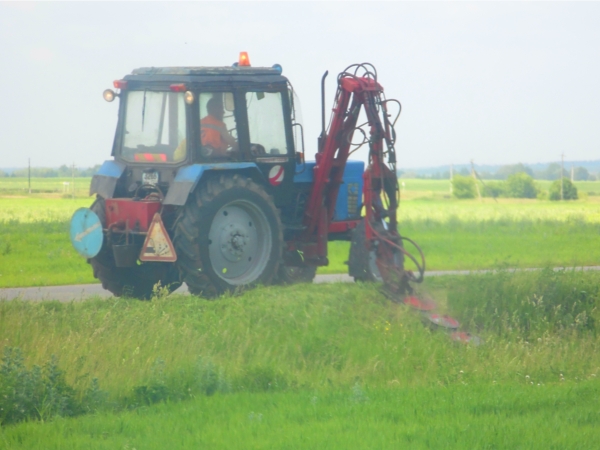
[103,89,116,102]
[184,91,195,105]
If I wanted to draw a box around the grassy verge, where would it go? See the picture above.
[1,270,599,400]
[2,270,600,445]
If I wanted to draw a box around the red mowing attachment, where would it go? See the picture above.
[403,295,437,311]
[427,314,460,330]
[403,294,483,344]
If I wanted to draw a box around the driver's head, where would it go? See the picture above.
[206,96,224,120]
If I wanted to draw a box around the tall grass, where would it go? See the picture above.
[2,272,600,449]
[447,268,599,338]
[2,274,600,410]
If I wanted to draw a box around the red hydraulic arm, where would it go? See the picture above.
[301,63,425,294]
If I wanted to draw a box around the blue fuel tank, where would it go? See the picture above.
[293,160,364,221]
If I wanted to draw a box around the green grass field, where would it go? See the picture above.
[329,197,600,274]
[2,270,600,447]
[0,197,96,287]
[3,383,600,449]
[3,186,600,287]
[2,172,600,446]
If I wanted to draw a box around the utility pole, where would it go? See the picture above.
[571,165,574,182]
[471,160,481,201]
[28,158,31,194]
[561,153,564,201]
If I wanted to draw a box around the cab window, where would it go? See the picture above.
[198,92,239,161]
[245,91,287,157]
[121,91,186,163]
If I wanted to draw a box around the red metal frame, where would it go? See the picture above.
[327,219,360,234]
[300,70,398,256]
[297,64,422,294]
[105,198,161,232]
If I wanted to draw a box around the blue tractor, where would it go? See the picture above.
[70,54,424,299]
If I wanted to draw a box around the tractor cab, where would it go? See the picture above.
[101,58,301,205]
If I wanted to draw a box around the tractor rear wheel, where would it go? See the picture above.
[88,197,181,299]
[174,174,283,298]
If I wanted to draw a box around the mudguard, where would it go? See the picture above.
[89,160,126,199]
[163,163,264,206]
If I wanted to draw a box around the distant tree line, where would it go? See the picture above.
[452,173,578,201]
[0,164,101,178]
[400,163,597,181]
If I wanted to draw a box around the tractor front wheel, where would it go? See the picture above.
[174,175,283,298]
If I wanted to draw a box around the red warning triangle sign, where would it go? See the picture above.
[139,213,177,262]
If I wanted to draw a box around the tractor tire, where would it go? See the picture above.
[88,197,181,299]
[348,219,406,285]
[275,264,318,285]
[348,219,382,283]
[174,174,283,298]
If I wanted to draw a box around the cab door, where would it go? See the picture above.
[243,89,296,205]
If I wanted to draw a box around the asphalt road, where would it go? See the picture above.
[2,267,599,302]
[0,274,354,302]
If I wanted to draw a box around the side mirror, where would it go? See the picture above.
[292,123,306,174]
[292,122,305,155]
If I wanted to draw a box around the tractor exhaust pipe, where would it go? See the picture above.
[318,70,329,151]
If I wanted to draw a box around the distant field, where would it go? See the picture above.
[328,197,600,274]
[398,178,600,199]
[0,176,92,197]
[2,177,599,199]
[2,181,600,287]
[0,197,91,222]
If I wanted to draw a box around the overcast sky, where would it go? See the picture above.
[1,1,599,169]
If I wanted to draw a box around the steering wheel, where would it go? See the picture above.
[250,144,266,157]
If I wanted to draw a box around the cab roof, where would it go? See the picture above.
[124,66,288,86]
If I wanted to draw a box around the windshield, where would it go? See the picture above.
[121,91,187,163]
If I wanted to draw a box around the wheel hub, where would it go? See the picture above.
[220,224,250,260]
[208,201,272,284]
